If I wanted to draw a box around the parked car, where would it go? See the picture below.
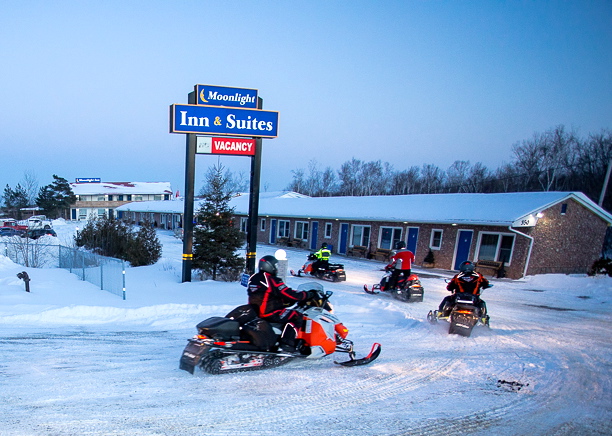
[1,219,28,231]
[27,215,53,229]
[22,228,57,239]
[0,227,25,237]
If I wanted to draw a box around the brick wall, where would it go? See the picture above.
[528,199,608,275]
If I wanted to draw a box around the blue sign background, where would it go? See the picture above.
[170,104,279,138]
[196,84,258,109]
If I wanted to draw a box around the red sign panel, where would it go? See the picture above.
[196,136,256,156]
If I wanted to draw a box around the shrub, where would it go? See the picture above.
[588,257,612,277]
[75,217,161,266]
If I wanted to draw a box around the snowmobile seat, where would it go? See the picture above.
[197,317,241,340]
[225,304,258,325]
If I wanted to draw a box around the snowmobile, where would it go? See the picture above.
[179,282,381,375]
[426,285,492,337]
[363,267,424,302]
[290,254,347,282]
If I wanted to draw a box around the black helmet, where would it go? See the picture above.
[395,241,406,250]
[321,243,328,249]
[258,255,278,275]
[459,261,475,273]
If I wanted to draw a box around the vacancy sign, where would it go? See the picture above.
[196,136,256,156]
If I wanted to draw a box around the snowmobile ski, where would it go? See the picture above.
[334,343,381,367]
[363,284,380,294]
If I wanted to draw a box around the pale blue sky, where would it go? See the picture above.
[1,1,610,195]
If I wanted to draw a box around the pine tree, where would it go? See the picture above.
[128,221,162,266]
[36,175,76,219]
[193,163,245,281]
[2,184,29,219]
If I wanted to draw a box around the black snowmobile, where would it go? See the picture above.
[427,285,492,337]
[290,253,347,282]
[179,283,380,375]
[363,267,424,302]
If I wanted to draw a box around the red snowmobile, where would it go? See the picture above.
[364,267,424,302]
[290,253,347,282]
[179,282,380,374]
[427,283,493,337]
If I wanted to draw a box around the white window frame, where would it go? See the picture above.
[294,221,309,240]
[350,225,371,247]
[475,232,516,265]
[260,218,266,232]
[324,222,333,239]
[240,217,248,233]
[430,229,443,250]
[378,226,403,250]
[278,220,290,238]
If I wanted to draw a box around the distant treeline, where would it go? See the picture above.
[285,126,612,212]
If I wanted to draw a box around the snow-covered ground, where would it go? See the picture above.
[1,220,611,435]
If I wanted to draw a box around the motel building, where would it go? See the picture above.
[116,190,611,279]
[70,179,174,224]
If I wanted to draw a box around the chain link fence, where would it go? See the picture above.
[2,239,126,299]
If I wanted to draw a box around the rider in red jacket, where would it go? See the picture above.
[384,241,415,290]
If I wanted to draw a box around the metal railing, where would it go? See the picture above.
[2,239,126,299]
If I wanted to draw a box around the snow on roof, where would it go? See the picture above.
[115,191,612,226]
[71,181,173,195]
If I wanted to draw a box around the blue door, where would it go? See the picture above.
[270,219,277,244]
[310,221,319,251]
[454,230,473,270]
[407,227,419,256]
[339,223,349,254]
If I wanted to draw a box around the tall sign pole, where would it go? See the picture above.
[181,92,197,282]
[246,98,264,274]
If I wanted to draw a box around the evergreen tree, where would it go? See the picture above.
[193,163,245,281]
[3,184,29,219]
[36,175,76,219]
[127,221,162,267]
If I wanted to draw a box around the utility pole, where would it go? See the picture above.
[599,157,612,207]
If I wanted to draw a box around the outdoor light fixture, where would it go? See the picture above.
[536,212,544,218]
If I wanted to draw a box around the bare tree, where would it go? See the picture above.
[21,170,39,206]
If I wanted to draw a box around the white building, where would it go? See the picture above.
[70,181,174,221]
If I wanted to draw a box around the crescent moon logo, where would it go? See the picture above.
[199,89,208,103]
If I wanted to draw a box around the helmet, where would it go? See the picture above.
[321,243,328,249]
[459,261,475,273]
[258,255,278,275]
[395,241,406,250]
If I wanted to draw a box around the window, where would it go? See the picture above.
[97,208,106,218]
[154,195,162,201]
[127,195,132,201]
[350,225,371,247]
[476,233,515,264]
[379,227,403,250]
[260,218,266,231]
[324,222,333,238]
[240,217,248,233]
[278,220,290,238]
[97,196,105,201]
[108,195,113,201]
[118,195,124,201]
[430,229,443,250]
[295,221,309,240]
[134,196,143,201]
[561,203,567,215]
[164,194,170,201]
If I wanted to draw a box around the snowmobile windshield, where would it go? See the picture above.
[297,282,324,293]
